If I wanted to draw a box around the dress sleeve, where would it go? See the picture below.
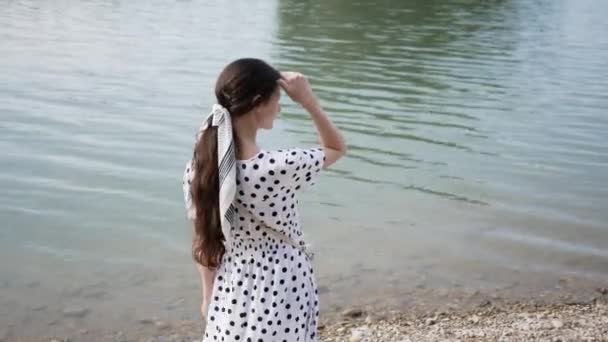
[278,147,325,192]
[182,160,196,220]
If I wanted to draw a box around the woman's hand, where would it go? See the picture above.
[279,72,347,168]
[278,72,318,109]
[195,261,215,321]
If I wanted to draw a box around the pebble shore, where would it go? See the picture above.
[320,300,608,341]
[16,296,607,341]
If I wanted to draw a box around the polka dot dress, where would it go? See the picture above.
[183,147,326,342]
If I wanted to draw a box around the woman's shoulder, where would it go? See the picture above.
[237,147,325,192]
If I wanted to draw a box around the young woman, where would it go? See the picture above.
[182,58,346,341]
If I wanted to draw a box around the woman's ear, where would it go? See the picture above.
[251,94,261,107]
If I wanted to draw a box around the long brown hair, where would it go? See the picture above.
[191,58,280,268]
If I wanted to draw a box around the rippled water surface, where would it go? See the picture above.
[1,0,607,338]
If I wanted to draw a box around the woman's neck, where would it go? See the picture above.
[233,116,260,160]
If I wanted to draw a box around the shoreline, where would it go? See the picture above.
[9,289,608,341]
[320,298,608,341]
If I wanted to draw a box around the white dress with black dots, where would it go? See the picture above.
[183,147,326,342]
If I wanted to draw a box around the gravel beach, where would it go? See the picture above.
[17,294,607,342]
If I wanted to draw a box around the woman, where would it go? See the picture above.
[182,58,346,341]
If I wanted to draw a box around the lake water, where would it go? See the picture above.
[1,0,607,339]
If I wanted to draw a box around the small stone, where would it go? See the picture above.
[518,322,531,330]
[349,326,370,342]
[79,329,89,335]
[551,319,564,329]
[139,318,155,325]
[155,321,170,330]
[597,287,608,295]
[470,314,480,324]
[62,307,90,318]
[425,318,436,326]
[364,313,385,324]
[342,308,364,319]
[479,299,492,307]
